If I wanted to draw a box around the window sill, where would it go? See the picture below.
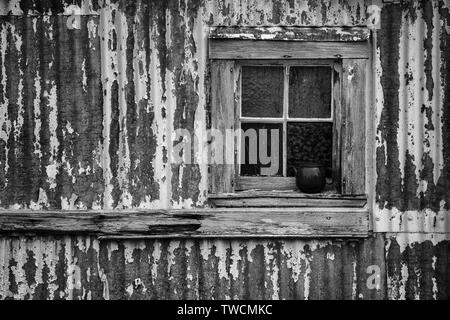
[0,206,370,239]
[208,191,367,208]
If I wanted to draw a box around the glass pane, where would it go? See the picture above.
[289,66,332,118]
[286,123,332,177]
[240,123,283,176]
[242,66,284,118]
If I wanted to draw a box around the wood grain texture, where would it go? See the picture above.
[209,27,370,42]
[0,208,369,238]
[184,208,369,238]
[210,40,370,60]
[332,62,343,193]
[0,210,201,235]
[236,176,297,191]
[209,60,236,193]
[341,59,366,195]
[209,192,367,207]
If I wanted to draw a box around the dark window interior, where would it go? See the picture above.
[239,63,336,191]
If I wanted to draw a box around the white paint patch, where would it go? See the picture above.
[167,240,181,282]
[125,283,134,297]
[32,17,38,33]
[64,4,82,16]
[387,232,450,252]
[115,11,132,209]
[65,121,74,135]
[352,261,357,299]
[81,58,87,92]
[0,0,22,15]
[279,240,330,300]
[61,193,81,210]
[87,18,98,49]
[41,239,59,300]
[99,2,118,210]
[396,10,408,183]
[151,241,162,286]
[0,23,11,175]
[12,25,25,161]
[8,237,30,299]
[228,241,243,284]
[399,262,408,300]
[432,256,437,300]
[33,70,42,159]
[184,240,195,292]
[45,67,60,189]
[376,207,449,233]
[123,241,147,264]
[264,243,279,300]
[29,188,48,210]
[374,36,386,163]
[199,239,212,262]
[148,16,169,209]
[432,1,444,185]
[46,163,59,190]
[106,241,119,261]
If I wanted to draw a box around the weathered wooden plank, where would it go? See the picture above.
[236,176,297,191]
[210,198,366,207]
[209,60,236,193]
[332,62,343,193]
[209,191,367,199]
[341,59,366,195]
[210,40,370,60]
[113,208,370,238]
[209,192,367,207]
[210,27,370,42]
[0,210,201,236]
[0,208,369,238]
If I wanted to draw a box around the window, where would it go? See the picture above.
[237,60,340,193]
[208,27,371,224]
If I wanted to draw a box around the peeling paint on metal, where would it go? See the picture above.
[375,0,450,233]
[0,236,385,300]
[0,0,449,301]
[386,233,450,300]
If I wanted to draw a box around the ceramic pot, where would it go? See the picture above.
[295,163,326,194]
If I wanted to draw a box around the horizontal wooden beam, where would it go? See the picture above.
[209,40,370,60]
[0,210,202,236]
[236,176,298,191]
[0,208,369,238]
[189,208,369,238]
[209,192,367,208]
[210,27,370,42]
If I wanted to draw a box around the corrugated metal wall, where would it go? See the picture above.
[374,0,450,233]
[386,233,450,300]
[0,235,386,300]
[0,0,449,299]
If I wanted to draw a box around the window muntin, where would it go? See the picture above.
[237,60,339,193]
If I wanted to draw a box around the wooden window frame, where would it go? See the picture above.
[209,42,368,196]
[207,27,371,237]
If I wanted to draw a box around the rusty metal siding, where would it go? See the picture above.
[0,14,104,209]
[386,233,450,300]
[0,235,386,300]
[374,1,450,233]
[0,0,449,300]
